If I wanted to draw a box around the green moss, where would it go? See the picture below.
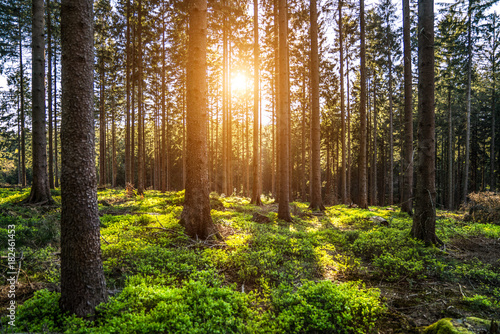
[424,318,472,334]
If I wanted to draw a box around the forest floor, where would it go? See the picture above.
[0,187,499,333]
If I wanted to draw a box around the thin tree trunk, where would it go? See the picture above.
[125,0,131,185]
[99,56,106,188]
[161,7,167,193]
[278,0,291,220]
[112,99,117,188]
[347,56,351,203]
[388,53,394,205]
[491,15,497,191]
[252,0,262,205]
[447,86,453,209]
[54,38,58,188]
[137,0,144,195]
[372,78,377,206]
[301,71,306,200]
[358,0,368,208]
[222,0,227,194]
[310,0,324,210]
[402,0,413,214]
[60,0,107,317]
[28,0,52,204]
[18,9,26,187]
[47,0,54,189]
[339,0,347,204]
[464,7,472,204]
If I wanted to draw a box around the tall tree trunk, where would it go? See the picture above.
[181,0,217,239]
[402,0,413,214]
[18,9,26,187]
[278,0,292,220]
[447,86,453,209]
[491,15,497,191]
[28,0,52,204]
[309,0,324,210]
[339,0,347,204]
[47,0,54,189]
[301,71,306,200]
[99,56,106,188]
[222,0,228,195]
[112,99,117,188]
[274,0,280,202]
[464,7,472,204]
[130,12,136,186]
[60,0,107,316]
[388,53,394,205]
[347,57,351,202]
[125,0,131,185]
[252,0,262,205]
[412,0,440,245]
[358,0,368,208]
[54,38,58,188]
[137,0,144,195]
[161,7,167,193]
[182,77,186,189]
[372,78,377,206]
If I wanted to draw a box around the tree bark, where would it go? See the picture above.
[18,9,26,187]
[447,86,453,209]
[161,6,167,193]
[251,0,262,205]
[309,0,324,210]
[28,0,52,204]
[278,0,292,220]
[47,0,54,189]
[137,0,144,195]
[125,0,131,185]
[181,0,217,239]
[401,0,413,214]
[358,0,368,208]
[54,37,59,188]
[99,56,106,188]
[339,0,347,204]
[412,0,440,245]
[372,78,377,206]
[464,6,472,204]
[60,0,107,316]
[490,14,497,191]
[388,51,394,205]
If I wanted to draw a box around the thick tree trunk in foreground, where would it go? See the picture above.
[278,0,292,221]
[251,0,262,205]
[60,0,107,317]
[358,0,368,209]
[180,0,218,239]
[28,0,52,204]
[412,0,441,245]
[309,0,324,211]
[401,0,413,214]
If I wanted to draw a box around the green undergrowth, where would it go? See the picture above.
[1,188,500,332]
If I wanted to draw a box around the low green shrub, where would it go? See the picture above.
[257,280,384,334]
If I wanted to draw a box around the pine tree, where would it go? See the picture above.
[59,0,107,316]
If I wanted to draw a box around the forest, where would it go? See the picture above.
[0,0,499,332]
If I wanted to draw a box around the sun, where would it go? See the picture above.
[231,72,247,92]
